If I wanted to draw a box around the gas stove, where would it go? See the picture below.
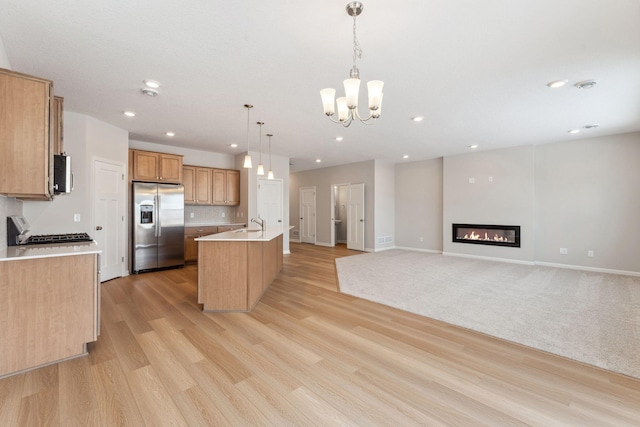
[23,232,93,245]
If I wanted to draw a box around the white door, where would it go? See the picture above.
[94,159,125,281]
[257,178,283,227]
[347,183,365,251]
[300,187,316,244]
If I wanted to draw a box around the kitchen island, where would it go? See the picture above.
[196,227,284,312]
[0,242,101,378]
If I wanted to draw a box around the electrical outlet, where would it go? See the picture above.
[588,250,594,257]
[73,213,81,222]
[468,177,475,184]
[221,212,225,218]
[560,248,568,254]
[190,212,194,218]
[419,237,424,242]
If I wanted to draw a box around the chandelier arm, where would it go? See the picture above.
[353,107,374,123]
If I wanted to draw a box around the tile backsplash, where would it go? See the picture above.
[184,205,240,225]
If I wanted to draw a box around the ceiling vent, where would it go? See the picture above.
[141,88,159,97]
[574,80,597,90]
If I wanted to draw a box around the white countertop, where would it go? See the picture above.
[185,223,246,228]
[195,226,286,242]
[0,241,101,261]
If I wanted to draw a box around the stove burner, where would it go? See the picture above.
[23,232,93,245]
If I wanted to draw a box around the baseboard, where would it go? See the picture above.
[442,251,535,266]
[283,250,291,255]
[534,261,640,277]
[315,241,332,247]
[394,246,442,254]
[290,238,301,243]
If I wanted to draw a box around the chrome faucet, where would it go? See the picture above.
[251,217,265,232]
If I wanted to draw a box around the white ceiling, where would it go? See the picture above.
[1,0,639,172]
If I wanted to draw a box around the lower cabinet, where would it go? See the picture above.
[0,253,99,378]
[184,226,218,262]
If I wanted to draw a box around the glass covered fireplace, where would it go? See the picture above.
[452,223,520,248]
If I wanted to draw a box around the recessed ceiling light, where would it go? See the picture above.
[568,129,580,134]
[124,111,136,117]
[412,116,424,122]
[165,132,175,137]
[575,80,597,90]
[335,136,344,141]
[546,80,568,88]
[229,143,238,148]
[469,144,479,149]
[316,159,322,163]
[143,80,160,88]
[402,155,409,159]
[141,88,159,97]
[583,124,599,129]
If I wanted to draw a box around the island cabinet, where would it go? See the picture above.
[0,252,100,378]
[197,231,283,312]
[0,67,54,200]
[183,165,212,205]
[212,169,240,205]
[130,149,183,183]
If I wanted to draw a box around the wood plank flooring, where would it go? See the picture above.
[1,243,639,426]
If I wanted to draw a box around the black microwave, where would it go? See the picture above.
[54,154,73,194]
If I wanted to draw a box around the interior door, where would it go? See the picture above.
[300,187,316,244]
[347,183,365,251]
[93,159,125,281]
[257,178,283,228]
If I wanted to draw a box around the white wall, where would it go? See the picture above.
[535,133,640,273]
[374,160,395,250]
[0,33,10,69]
[395,158,443,251]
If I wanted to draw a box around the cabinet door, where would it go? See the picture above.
[52,96,64,155]
[0,68,53,199]
[159,153,183,183]
[132,150,160,181]
[212,169,227,204]
[184,235,198,262]
[194,167,212,204]
[183,166,196,203]
[226,170,240,205]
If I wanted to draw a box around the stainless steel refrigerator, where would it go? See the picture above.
[132,182,185,273]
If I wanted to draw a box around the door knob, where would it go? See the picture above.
[278,219,282,223]
[360,219,364,222]
[96,226,103,230]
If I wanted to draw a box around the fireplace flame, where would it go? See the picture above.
[462,231,510,242]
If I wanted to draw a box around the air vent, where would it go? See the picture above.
[141,88,159,97]
[575,80,597,90]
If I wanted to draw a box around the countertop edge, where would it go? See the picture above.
[195,227,285,242]
[0,242,102,261]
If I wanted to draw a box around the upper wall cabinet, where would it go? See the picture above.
[0,67,54,200]
[183,165,212,205]
[212,169,239,206]
[130,149,183,183]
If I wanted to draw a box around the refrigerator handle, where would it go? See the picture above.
[157,195,162,237]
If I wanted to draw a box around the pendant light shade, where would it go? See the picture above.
[257,121,265,175]
[267,133,274,180]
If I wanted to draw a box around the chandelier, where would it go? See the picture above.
[320,2,384,127]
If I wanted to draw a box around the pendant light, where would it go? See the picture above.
[256,122,265,175]
[267,133,274,180]
[243,104,253,168]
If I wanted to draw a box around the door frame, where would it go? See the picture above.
[330,183,350,247]
[92,157,126,280]
[347,183,365,252]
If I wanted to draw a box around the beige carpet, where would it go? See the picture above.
[335,249,640,379]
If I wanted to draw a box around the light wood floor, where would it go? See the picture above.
[1,243,639,426]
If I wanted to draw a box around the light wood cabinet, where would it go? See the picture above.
[184,226,218,262]
[52,96,64,155]
[130,149,183,183]
[0,67,53,200]
[183,165,212,205]
[0,253,99,377]
[212,169,240,205]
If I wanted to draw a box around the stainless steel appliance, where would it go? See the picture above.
[7,215,92,246]
[132,182,185,273]
[53,154,73,194]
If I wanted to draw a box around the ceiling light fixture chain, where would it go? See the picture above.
[320,1,384,127]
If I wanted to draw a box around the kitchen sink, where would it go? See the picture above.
[233,228,263,233]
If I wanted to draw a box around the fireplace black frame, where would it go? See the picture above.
[452,223,521,248]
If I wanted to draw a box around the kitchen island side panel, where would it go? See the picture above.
[197,241,248,311]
